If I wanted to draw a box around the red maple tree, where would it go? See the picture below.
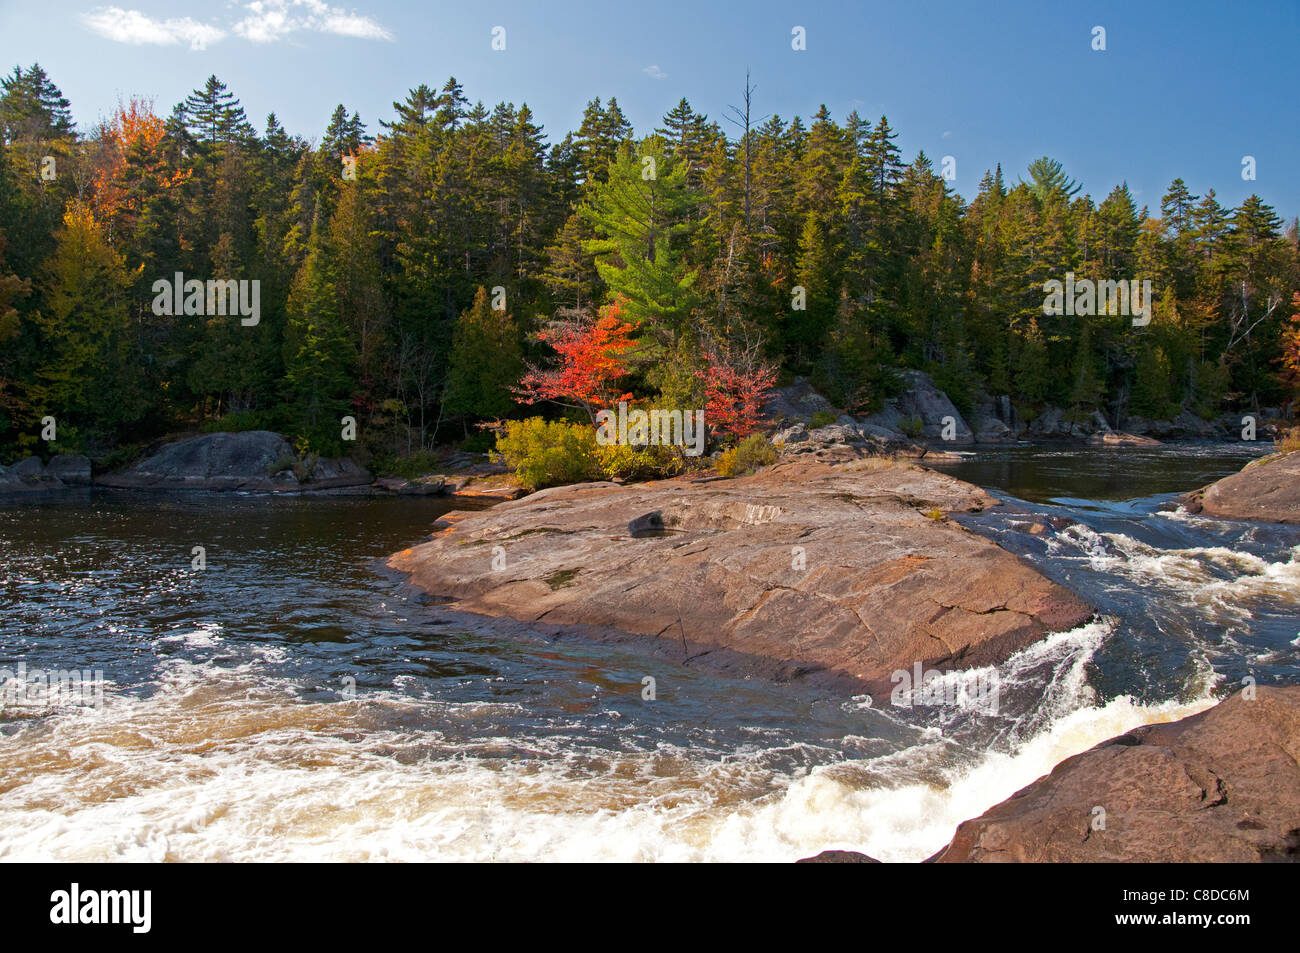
[698,344,777,439]
[514,298,637,421]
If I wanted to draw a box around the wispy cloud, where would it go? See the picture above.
[82,7,226,49]
[642,64,667,80]
[81,2,392,49]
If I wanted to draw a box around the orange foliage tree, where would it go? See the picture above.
[91,97,188,240]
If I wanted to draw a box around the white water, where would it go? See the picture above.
[0,620,1218,863]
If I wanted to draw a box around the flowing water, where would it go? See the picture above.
[1,444,1297,862]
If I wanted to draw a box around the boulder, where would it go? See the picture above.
[306,455,372,489]
[388,459,1093,697]
[796,850,881,863]
[762,377,839,424]
[11,456,45,481]
[929,687,1300,862]
[862,370,973,445]
[46,453,92,485]
[1180,450,1300,523]
[1085,431,1162,447]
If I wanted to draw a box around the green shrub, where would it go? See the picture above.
[715,433,777,478]
[371,450,443,480]
[460,430,496,454]
[492,417,600,490]
[202,410,274,434]
[596,442,685,481]
[808,410,837,429]
[898,415,924,438]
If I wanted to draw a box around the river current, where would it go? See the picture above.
[1,444,1297,861]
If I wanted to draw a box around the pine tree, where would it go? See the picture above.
[444,286,522,422]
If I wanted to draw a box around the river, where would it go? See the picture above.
[1,443,1297,862]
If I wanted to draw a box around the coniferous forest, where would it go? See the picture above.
[2,64,1298,466]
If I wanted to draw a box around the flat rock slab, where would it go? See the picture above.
[930,687,1300,862]
[389,460,1093,695]
[1181,451,1300,523]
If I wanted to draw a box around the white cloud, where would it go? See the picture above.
[235,0,392,43]
[942,130,952,138]
[642,64,667,80]
[82,2,392,48]
[82,7,226,49]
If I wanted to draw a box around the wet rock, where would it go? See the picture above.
[930,687,1300,862]
[797,850,881,863]
[389,459,1093,696]
[1180,450,1300,523]
[1085,431,1162,447]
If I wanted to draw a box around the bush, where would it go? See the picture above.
[596,442,685,481]
[898,415,924,438]
[715,433,777,478]
[808,410,837,429]
[201,410,275,434]
[492,417,600,490]
[1276,426,1300,455]
[372,450,443,480]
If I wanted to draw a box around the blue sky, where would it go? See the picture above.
[3,0,1297,218]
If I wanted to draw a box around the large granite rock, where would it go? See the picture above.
[929,687,1300,862]
[97,431,295,491]
[862,370,974,445]
[1179,450,1300,523]
[389,459,1093,695]
[96,431,372,492]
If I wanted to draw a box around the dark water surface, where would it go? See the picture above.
[1,445,1296,861]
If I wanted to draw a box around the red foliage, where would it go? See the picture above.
[698,347,777,439]
[515,298,637,418]
[1278,292,1300,398]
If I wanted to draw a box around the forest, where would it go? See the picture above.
[1,63,1298,467]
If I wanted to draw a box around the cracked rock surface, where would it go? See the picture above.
[388,459,1093,695]
[1180,450,1300,524]
[929,687,1300,862]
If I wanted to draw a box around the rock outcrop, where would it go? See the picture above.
[1179,450,1300,523]
[861,370,974,445]
[929,687,1300,862]
[95,431,373,492]
[388,459,1093,696]
[0,454,91,493]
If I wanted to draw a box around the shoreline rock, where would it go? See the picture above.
[1179,450,1300,523]
[387,459,1094,697]
[928,687,1300,862]
[0,454,91,494]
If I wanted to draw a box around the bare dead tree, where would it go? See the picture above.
[724,71,768,232]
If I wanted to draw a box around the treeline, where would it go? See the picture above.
[1,64,1297,463]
